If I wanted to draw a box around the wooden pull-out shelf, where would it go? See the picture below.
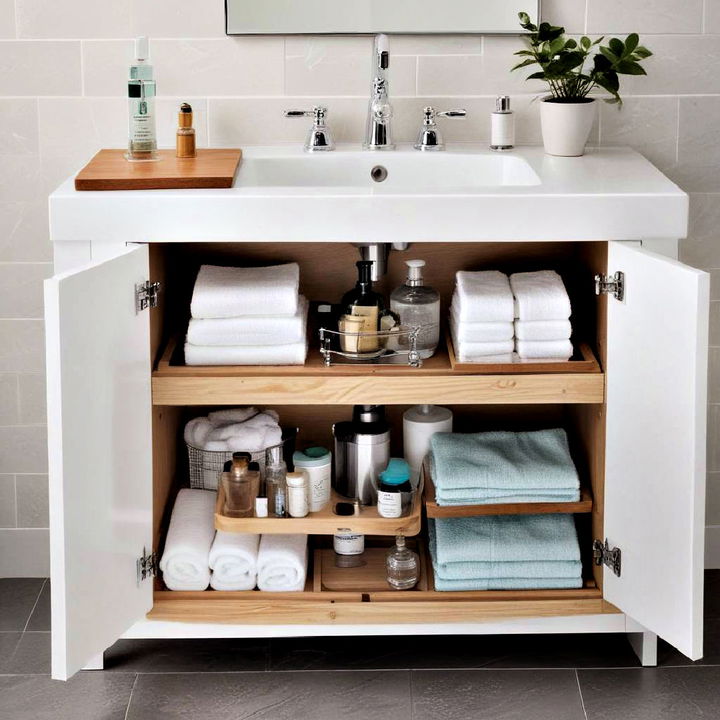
[214,484,422,536]
[152,337,604,406]
[423,472,593,518]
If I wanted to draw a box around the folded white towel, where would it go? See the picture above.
[190,263,300,319]
[208,408,279,425]
[458,353,515,364]
[452,325,513,358]
[257,534,308,592]
[207,424,283,454]
[451,313,513,344]
[514,319,572,342]
[187,297,308,346]
[516,339,573,360]
[184,341,307,366]
[209,531,259,591]
[510,271,571,321]
[454,270,514,323]
[159,489,216,591]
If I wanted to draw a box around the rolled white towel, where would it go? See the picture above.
[510,270,571,321]
[225,426,282,454]
[454,270,514,323]
[208,408,279,425]
[187,297,308,346]
[514,319,572,342]
[516,339,573,360]
[184,342,307,366]
[209,531,259,591]
[183,417,213,448]
[159,489,216,591]
[190,263,300,319]
[257,534,308,592]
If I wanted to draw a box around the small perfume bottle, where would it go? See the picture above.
[386,535,419,590]
[176,103,196,158]
[127,37,158,162]
[490,95,515,152]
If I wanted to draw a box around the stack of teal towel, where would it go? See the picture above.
[429,514,583,591]
[429,428,580,505]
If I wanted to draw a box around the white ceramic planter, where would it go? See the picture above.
[540,98,597,157]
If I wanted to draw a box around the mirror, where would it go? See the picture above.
[226,1,538,35]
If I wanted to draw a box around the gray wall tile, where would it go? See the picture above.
[0,99,38,154]
[15,0,131,38]
[17,374,46,425]
[0,475,16,527]
[0,320,45,373]
[16,474,48,528]
[0,41,81,96]
[0,0,15,38]
[587,0,703,34]
[0,529,49,575]
[0,263,52,318]
[0,426,47,474]
[0,373,19,425]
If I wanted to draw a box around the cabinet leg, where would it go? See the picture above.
[83,652,105,671]
[628,631,658,667]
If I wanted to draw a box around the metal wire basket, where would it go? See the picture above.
[187,429,297,490]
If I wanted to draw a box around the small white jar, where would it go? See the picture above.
[286,471,309,518]
[333,530,365,556]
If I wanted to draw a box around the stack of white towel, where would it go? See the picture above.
[159,489,308,592]
[511,271,573,362]
[184,407,282,453]
[450,270,515,363]
[185,263,308,366]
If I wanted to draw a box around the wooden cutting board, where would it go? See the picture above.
[74,148,242,191]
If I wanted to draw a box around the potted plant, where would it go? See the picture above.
[513,12,652,157]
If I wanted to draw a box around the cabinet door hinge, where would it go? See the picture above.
[135,281,161,313]
[136,547,158,585]
[593,538,621,577]
[594,271,624,301]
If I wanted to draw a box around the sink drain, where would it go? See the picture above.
[370,165,388,183]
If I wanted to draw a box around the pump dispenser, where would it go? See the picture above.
[127,37,158,162]
[390,259,440,358]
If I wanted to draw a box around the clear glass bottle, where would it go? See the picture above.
[386,535,419,590]
[339,260,386,353]
[265,445,287,518]
[127,37,158,162]
[390,260,440,359]
[221,455,260,518]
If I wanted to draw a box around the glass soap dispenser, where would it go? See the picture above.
[390,260,440,358]
[386,535,419,590]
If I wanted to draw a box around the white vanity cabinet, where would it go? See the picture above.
[45,147,709,681]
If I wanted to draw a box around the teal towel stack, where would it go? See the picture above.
[429,514,583,591]
[429,428,580,505]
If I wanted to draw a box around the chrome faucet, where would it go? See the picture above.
[364,34,394,151]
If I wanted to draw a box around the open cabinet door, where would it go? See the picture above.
[45,245,153,680]
[605,241,709,660]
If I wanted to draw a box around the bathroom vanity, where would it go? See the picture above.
[45,145,708,681]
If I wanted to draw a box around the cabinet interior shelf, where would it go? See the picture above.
[423,473,594,518]
[152,337,604,406]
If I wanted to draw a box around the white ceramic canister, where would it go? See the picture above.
[293,447,332,512]
[286,470,309,518]
[403,405,453,481]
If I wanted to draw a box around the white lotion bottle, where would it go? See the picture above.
[403,405,453,482]
[490,96,515,152]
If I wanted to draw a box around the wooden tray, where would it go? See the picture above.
[214,483,422,537]
[447,335,601,374]
[75,149,242,191]
[423,464,593,518]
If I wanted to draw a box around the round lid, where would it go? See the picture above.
[403,404,453,424]
[286,471,307,486]
[379,458,411,485]
[293,447,330,467]
[405,259,426,284]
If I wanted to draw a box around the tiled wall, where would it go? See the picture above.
[0,0,718,575]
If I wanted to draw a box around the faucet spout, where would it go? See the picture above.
[364,34,394,151]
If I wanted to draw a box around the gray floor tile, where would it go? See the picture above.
[658,617,720,667]
[578,666,720,719]
[704,569,720,618]
[25,580,50,631]
[0,578,44,631]
[411,668,586,720]
[0,673,136,720]
[0,632,22,673]
[126,670,412,720]
[105,638,268,672]
[5,632,50,674]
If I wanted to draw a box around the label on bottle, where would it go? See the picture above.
[491,112,515,148]
[333,533,365,555]
[377,489,402,518]
[349,306,379,352]
[305,465,331,513]
[288,484,308,518]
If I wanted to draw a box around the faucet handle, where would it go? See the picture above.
[283,106,335,152]
[415,106,467,151]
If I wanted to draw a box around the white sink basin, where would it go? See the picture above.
[236,148,541,190]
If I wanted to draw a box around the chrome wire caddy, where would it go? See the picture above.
[319,325,423,367]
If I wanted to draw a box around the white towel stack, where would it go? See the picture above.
[185,264,308,366]
[510,271,573,361]
[450,270,515,362]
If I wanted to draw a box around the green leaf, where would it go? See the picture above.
[593,54,613,72]
[526,71,546,80]
[592,36,605,46]
[513,49,534,56]
[581,36,591,50]
[599,46,619,63]
[614,60,647,75]
[624,33,639,55]
[564,38,578,49]
[511,58,538,71]
[633,46,653,59]
[537,22,565,42]
[609,38,625,57]
[595,70,619,93]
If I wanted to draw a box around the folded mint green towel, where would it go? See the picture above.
[430,428,580,504]
[436,489,579,505]
[432,575,583,591]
